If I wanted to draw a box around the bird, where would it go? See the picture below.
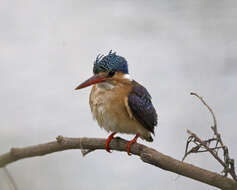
[75,50,158,155]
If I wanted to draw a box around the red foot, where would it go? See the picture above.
[126,134,140,156]
[105,132,117,153]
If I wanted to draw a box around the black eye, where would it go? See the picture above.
[108,71,115,77]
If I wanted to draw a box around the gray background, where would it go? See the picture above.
[1,1,237,189]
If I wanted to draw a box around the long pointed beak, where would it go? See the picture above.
[75,74,107,90]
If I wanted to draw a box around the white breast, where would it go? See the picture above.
[97,82,115,90]
[90,83,118,132]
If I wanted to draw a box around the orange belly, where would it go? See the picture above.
[89,83,152,141]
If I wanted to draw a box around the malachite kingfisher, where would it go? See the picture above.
[75,50,158,155]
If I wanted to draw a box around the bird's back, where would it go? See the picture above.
[128,80,158,134]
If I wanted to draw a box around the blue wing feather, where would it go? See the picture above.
[128,81,158,133]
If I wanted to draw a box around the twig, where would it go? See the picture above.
[187,129,227,169]
[190,92,217,130]
[183,92,237,182]
[3,167,18,190]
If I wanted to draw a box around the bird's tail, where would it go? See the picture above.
[143,133,153,142]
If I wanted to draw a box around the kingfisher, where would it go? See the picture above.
[75,51,158,155]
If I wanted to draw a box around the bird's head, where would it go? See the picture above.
[75,50,130,90]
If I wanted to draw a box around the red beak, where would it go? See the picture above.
[75,74,107,90]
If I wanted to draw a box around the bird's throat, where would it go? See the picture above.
[97,82,115,90]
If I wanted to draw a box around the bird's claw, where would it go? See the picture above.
[105,132,117,153]
[126,134,140,156]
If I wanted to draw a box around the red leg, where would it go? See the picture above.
[105,132,117,153]
[126,134,140,156]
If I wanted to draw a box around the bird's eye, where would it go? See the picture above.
[108,71,115,77]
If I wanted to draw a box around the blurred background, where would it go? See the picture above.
[1,1,237,189]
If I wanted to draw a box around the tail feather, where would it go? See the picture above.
[144,133,153,142]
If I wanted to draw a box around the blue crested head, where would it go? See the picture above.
[93,50,128,74]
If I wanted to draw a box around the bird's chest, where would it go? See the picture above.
[89,84,127,132]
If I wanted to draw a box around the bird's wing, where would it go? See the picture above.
[128,80,158,134]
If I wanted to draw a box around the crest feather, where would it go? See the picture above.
[93,50,128,74]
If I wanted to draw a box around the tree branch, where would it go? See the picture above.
[0,136,237,190]
[182,92,237,181]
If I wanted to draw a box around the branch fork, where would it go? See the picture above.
[183,92,237,182]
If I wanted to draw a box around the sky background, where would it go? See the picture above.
[1,0,237,189]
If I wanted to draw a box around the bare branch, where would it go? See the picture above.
[0,136,237,190]
[190,92,217,130]
[183,92,237,181]
[187,129,227,169]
